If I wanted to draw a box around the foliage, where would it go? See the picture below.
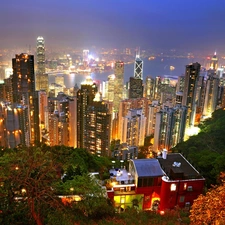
[0,145,114,225]
[190,172,225,225]
[172,108,225,186]
[0,144,192,225]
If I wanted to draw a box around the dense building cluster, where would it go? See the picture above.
[0,37,223,160]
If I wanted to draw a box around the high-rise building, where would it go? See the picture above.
[113,61,124,112]
[146,101,161,136]
[12,53,40,146]
[12,53,35,104]
[77,77,98,148]
[86,97,111,156]
[210,52,218,70]
[0,102,30,148]
[153,105,187,152]
[107,74,115,101]
[144,76,154,100]
[182,62,201,128]
[38,90,48,141]
[176,76,185,93]
[36,37,48,93]
[118,98,150,141]
[121,108,146,146]
[154,76,162,101]
[203,69,219,118]
[47,93,76,147]
[134,50,143,79]
[129,77,143,99]
[129,51,143,99]
[36,36,45,75]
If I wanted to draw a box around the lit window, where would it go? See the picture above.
[120,196,125,203]
[184,183,187,190]
[170,183,176,191]
[187,186,193,191]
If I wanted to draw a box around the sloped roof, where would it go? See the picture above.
[132,159,164,177]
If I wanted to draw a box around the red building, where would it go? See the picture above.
[107,152,205,212]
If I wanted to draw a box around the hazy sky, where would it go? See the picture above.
[0,0,225,52]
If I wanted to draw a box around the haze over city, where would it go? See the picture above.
[1,0,225,52]
[1,1,225,224]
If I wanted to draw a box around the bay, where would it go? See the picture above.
[50,57,202,88]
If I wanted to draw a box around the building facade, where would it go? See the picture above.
[182,62,201,128]
[107,153,205,212]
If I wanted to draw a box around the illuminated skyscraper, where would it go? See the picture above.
[154,76,162,101]
[36,36,45,75]
[203,69,219,118]
[86,97,111,157]
[12,53,40,145]
[134,49,143,79]
[77,77,98,148]
[107,74,115,101]
[12,53,35,104]
[144,76,154,100]
[36,37,48,93]
[182,62,201,128]
[129,50,143,99]
[153,105,187,152]
[210,52,218,70]
[47,93,76,147]
[121,108,146,146]
[113,61,124,112]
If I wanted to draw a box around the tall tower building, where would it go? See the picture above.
[203,69,219,118]
[12,53,39,146]
[182,62,201,128]
[36,37,48,93]
[154,76,161,101]
[86,97,111,157]
[121,108,146,146]
[113,61,124,112]
[129,50,143,99]
[144,76,154,100]
[12,53,35,104]
[129,77,143,99]
[153,105,187,152]
[134,49,143,79]
[107,74,115,101]
[146,101,161,136]
[210,52,218,70]
[77,77,98,148]
[36,36,45,75]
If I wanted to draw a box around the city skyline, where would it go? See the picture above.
[0,0,225,53]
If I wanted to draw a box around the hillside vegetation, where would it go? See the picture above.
[172,108,225,187]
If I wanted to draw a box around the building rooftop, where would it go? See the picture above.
[132,159,164,178]
[109,168,135,185]
[157,153,203,180]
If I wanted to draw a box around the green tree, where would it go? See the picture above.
[0,146,64,225]
[0,145,114,224]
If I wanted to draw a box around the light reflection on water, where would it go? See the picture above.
[49,57,202,88]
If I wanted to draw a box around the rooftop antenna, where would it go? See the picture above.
[136,47,141,58]
[28,44,31,54]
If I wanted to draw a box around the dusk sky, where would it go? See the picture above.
[0,0,225,52]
